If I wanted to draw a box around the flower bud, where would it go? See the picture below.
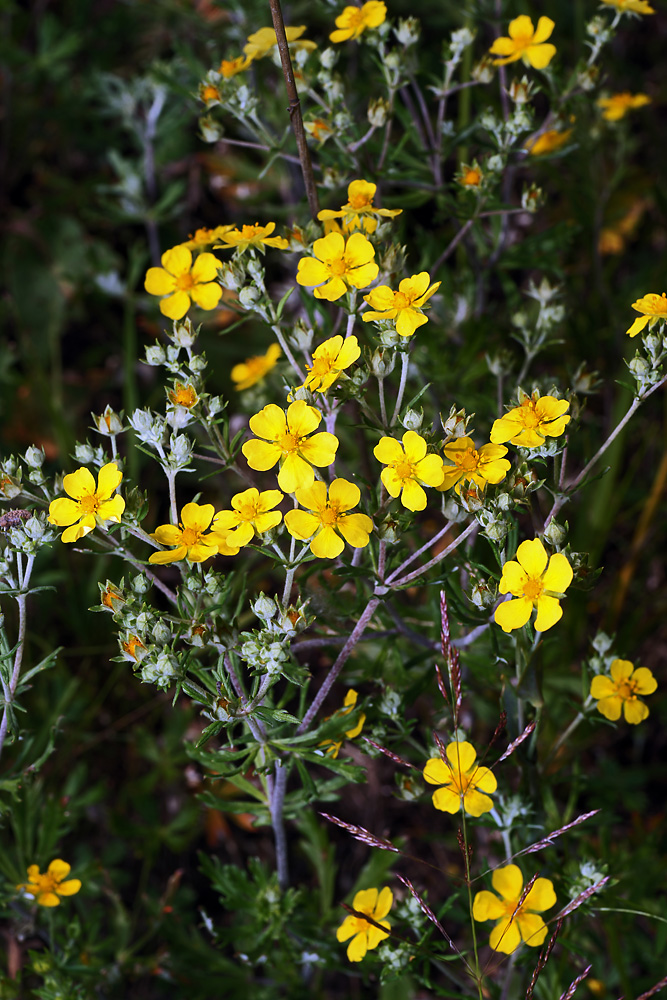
[252,593,277,621]
[172,317,197,348]
[367,97,389,128]
[199,115,223,143]
[74,443,96,464]
[401,408,423,431]
[471,56,494,84]
[377,519,400,544]
[508,76,533,105]
[132,573,150,595]
[319,47,337,70]
[591,631,613,655]
[189,354,207,373]
[441,405,471,438]
[153,620,172,645]
[543,519,568,547]
[521,183,544,213]
[24,446,45,469]
[628,355,650,378]
[369,348,396,378]
[145,344,166,366]
[289,322,314,352]
[93,405,124,436]
[394,17,420,47]
[378,328,402,349]
[470,576,495,609]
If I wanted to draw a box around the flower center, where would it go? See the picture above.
[518,401,540,429]
[309,356,334,377]
[456,448,479,472]
[523,577,544,601]
[348,192,371,210]
[176,272,195,291]
[347,9,363,28]
[449,769,473,797]
[33,872,59,895]
[328,257,347,277]
[181,526,202,547]
[513,31,533,49]
[170,384,198,407]
[238,502,261,522]
[394,458,416,481]
[241,225,261,238]
[617,678,638,702]
[279,431,302,453]
[394,291,411,310]
[78,492,102,515]
[320,505,340,526]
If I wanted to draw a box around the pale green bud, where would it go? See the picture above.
[24,446,45,469]
[543,519,568,547]
[401,408,423,431]
[367,97,389,128]
[369,348,396,378]
[145,344,166,366]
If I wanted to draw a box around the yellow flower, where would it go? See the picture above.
[144,246,222,320]
[48,463,125,543]
[423,740,497,817]
[320,689,366,757]
[489,16,556,68]
[525,127,573,155]
[200,83,221,104]
[626,292,667,337]
[216,222,289,254]
[600,0,654,13]
[149,502,222,564]
[285,478,373,559]
[231,344,282,391]
[317,179,402,235]
[363,272,441,337]
[211,488,283,548]
[242,400,339,493]
[294,335,360,394]
[336,886,392,962]
[374,431,444,511]
[297,231,378,301]
[458,164,483,188]
[304,118,334,143]
[243,26,316,61]
[121,635,146,661]
[495,538,573,633]
[598,92,651,121]
[473,865,556,954]
[439,438,510,494]
[219,55,253,77]
[330,2,387,43]
[491,392,570,448]
[590,659,657,724]
[184,225,235,250]
[17,860,81,908]
[168,382,198,408]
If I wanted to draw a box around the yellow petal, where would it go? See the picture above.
[374,886,393,921]
[524,877,556,913]
[284,509,320,540]
[37,892,61,907]
[181,502,215,532]
[432,786,461,813]
[56,879,81,896]
[364,285,395,312]
[596,695,623,721]
[526,42,556,69]
[144,267,176,296]
[366,921,390,949]
[298,431,339,467]
[329,478,360,511]
[337,513,372,548]
[374,437,404,465]
[286,400,321,437]
[402,431,427,462]
[293,480,328,512]
[508,14,535,39]
[96,462,123,498]
[515,538,547,577]
[161,244,192,276]
[346,931,368,962]
[310,525,344,558]
[610,658,634,683]
[278,453,315,493]
[313,276,348,301]
[153,524,184,546]
[463,788,495,817]
[532,16,555,43]
[423,757,452,785]
[160,290,191,320]
[191,252,220,283]
[400,478,427,511]
[533,595,563,632]
[473,890,505,922]
[445,740,477,773]
[517,912,548,946]
[48,497,83,527]
[190,282,222,310]
[297,257,331,287]
[47,860,71,881]
[632,667,657,695]
[242,439,282,472]
[495,596,533,632]
[627,315,650,337]
[491,864,523,902]
[249,403,287,441]
[624,699,649,724]
[61,518,95,543]
[490,918,521,954]
[590,675,616,700]
[336,915,359,942]
[542,553,573,594]
[63,467,96,500]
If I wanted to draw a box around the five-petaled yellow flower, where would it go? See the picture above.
[232,344,282,391]
[590,659,657,724]
[48,463,125,543]
[439,438,510,494]
[320,689,366,758]
[184,225,234,250]
[363,272,441,338]
[149,502,223,564]
[330,2,387,43]
[297,232,378,302]
[244,25,316,61]
[317,179,402,235]
[626,293,667,337]
[489,16,556,69]
[242,400,339,493]
[285,478,373,558]
[495,538,573,633]
[17,860,81,908]
[336,886,392,962]
[473,865,556,954]
[216,222,289,254]
[598,92,651,122]
[144,246,222,320]
[524,128,573,156]
[600,0,654,14]
[374,431,444,511]
[295,335,361,395]
[212,488,283,548]
[423,740,497,817]
[458,164,483,188]
[491,392,570,448]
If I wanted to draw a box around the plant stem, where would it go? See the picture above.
[270,762,290,889]
[390,520,478,588]
[0,554,35,759]
[268,0,320,219]
[391,351,410,426]
[385,520,455,584]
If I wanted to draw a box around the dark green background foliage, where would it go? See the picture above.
[1,0,666,996]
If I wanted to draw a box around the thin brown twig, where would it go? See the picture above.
[268,0,320,219]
